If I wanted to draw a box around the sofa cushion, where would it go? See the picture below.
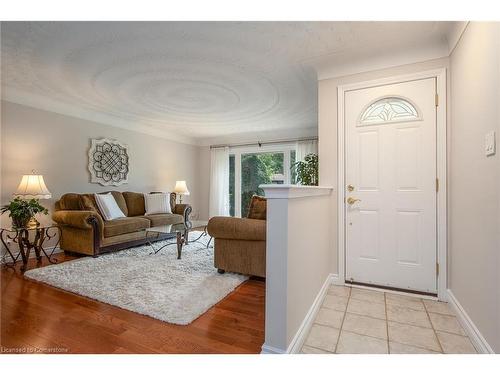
[80,194,101,214]
[80,194,97,211]
[144,193,172,215]
[103,217,150,237]
[145,213,184,227]
[106,191,128,216]
[80,194,103,218]
[95,193,126,221]
[79,192,128,218]
[122,192,146,217]
[247,195,267,220]
[150,192,178,214]
[58,193,83,210]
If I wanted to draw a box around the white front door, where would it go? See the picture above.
[345,78,437,293]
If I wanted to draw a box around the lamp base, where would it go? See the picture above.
[27,216,40,228]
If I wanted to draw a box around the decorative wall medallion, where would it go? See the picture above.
[88,138,129,186]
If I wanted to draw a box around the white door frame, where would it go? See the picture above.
[336,68,447,300]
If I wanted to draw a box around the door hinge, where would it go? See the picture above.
[436,263,440,277]
[436,178,439,193]
[435,93,439,107]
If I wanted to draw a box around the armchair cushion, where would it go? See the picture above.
[247,195,266,220]
[207,216,266,241]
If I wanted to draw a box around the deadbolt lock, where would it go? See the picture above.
[347,184,355,192]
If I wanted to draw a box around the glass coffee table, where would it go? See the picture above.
[145,220,210,259]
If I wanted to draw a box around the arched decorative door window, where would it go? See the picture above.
[359,96,420,125]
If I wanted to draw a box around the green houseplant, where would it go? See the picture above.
[1,197,49,228]
[291,153,319,186]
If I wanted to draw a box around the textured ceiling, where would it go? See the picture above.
[1,22,455,144]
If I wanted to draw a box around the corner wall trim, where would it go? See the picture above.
[446,289,494,354]
[261,344,286,354]
[285,273,335,354]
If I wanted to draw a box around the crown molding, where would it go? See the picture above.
[315,41,449,81]
[446,21,469,54]
[315,21,467,81]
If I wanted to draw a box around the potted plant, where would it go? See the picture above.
[1,197,49,228]
[291,153,319,186]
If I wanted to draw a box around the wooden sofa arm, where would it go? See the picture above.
[207,216,266,241]
[52,210,104,231]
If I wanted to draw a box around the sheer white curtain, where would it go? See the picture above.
[209,147,230,217]
[296,139,318,162]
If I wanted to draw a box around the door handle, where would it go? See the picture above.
[346,197,362,205]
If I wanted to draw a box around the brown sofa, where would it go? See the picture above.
[52,191,192,256]
[207,196,266,277]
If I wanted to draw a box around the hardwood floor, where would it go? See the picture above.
[0,253,265,354]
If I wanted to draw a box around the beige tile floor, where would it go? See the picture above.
[301,285,477,354]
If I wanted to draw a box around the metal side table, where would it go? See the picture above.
[1,224,61,272]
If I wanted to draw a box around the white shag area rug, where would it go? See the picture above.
[24,231,247,325]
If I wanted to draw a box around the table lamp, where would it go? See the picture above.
[174,181,190,204]
[13,171,52,227]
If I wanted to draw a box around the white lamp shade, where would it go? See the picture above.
[174,180,190,196]
[14,174,52,199]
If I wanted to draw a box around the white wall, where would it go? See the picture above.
[262,186,333,353]
[0,101,209,245]
[448,22,500,352]
[318,57,450,274]
[286,193,333,345]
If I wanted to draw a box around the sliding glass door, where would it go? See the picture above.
[229,145,296,217]
[240,152,284,217]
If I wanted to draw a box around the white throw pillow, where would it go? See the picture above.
[94,193,126,221]
[144,193,172,215]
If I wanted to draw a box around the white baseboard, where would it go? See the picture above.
[330,273,342,285]
[446,289,495,354]
[285,273,335,354]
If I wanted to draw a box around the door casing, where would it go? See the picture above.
[336,68,448,300]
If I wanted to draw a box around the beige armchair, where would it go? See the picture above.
[207,196,266,277]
